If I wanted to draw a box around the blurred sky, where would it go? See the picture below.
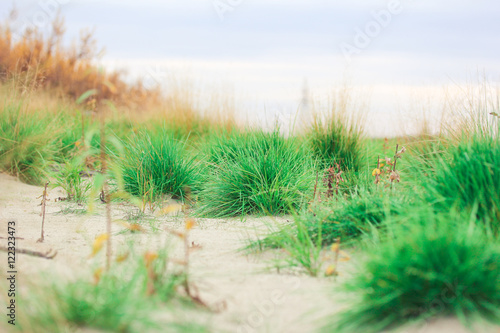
[1,0,499,136]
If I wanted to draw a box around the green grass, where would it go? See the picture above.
[306,194,405,246]
[120,130,200,202]
[54,272,155,332]
[9,247,198,333]
[308,116,364,172]
[198,130,316,217]
[12,269,155,333]
[328,209,500,333]
[425,134,500,228]
[259,217,327,276]
[250,190,408,251]
[0,103,60,184]
[50,155,92,203]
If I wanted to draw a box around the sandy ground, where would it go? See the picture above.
[0,172,499,333]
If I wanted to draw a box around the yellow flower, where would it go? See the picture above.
[325,265,337,276]
[185,218,196,231]
[372,168,381,176]
[89,234,109,258]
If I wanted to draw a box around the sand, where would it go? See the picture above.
[0,172,498,333]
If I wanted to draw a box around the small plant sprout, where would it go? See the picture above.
[51,155,92,203]
[37,181,49,243]
[372,144,406,187]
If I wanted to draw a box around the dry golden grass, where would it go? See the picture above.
[0,10,161,109]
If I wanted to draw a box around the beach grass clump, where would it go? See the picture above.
[307,89,365,173]
[309,116,364,172]
[120,130,200,202]
[425,134,500,228]
[0,103,60,184]
[198,130,315,217]
[329,210,500,333]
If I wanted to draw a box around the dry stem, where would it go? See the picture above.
[37,181,49,243]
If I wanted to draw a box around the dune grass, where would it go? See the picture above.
[307,90,365,172]
[0,102,61,184]
[309,116,364,172]
[120,130,200,202]
[425,133,500,229]
[328,209,500,333]
[198,130,316,217]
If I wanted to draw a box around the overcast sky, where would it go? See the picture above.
[2,0,499,136]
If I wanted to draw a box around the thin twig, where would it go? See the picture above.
[37,182,49,243]
[0,245,57,259]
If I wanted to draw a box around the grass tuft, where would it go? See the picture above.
[120,130,200,202]
[309,116,364,171]
[0,103,59,184]
[198,130,315,217]
[425,134,500,228]
[328,210,500,333]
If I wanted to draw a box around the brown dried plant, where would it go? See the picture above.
[37,181,49,243]
[0,9,161,107]
[323,163,344,198]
